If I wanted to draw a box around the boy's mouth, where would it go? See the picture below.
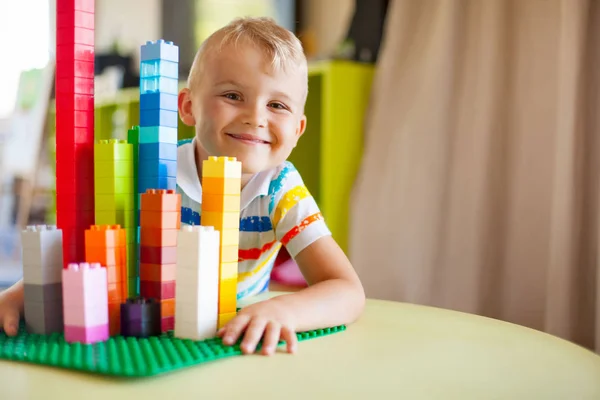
[226,133,271,144]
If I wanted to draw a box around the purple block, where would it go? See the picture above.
[64,324,109,344]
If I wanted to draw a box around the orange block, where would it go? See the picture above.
[108,302,120,336]
[140,227,178,247]
[161,298,175,318]
[140,189,181,211]
[85,246,124,266]
[107,282,123,303]
[139,263,176,282]
[105,264,123,284]
[85,225,124,247]
[201,211,239,230]
[140,210,181,229]
[218,312,237,329]
[202,193,240,212]
[202,177,241,195]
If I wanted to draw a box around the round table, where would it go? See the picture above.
[2,292,600,399]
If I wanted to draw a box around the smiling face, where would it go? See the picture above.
[179,37,308,179]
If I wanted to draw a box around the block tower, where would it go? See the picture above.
[94,139,135,296]
[127,125,140,295]
[139,189,181,332]
[175,225,220,340]
[21,225,64,334]
[201,156,242,328]
[55,0,96,266]
[62,262,109,344]
[84,225,127,335]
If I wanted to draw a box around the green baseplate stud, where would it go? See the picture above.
[0,313,346,377]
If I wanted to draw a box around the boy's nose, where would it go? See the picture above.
[242,105,267,128]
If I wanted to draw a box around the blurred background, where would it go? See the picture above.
[0,0,598,354]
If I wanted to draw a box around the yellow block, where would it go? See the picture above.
[218,312,237,329]
[221,229,240,246]
[219,277,237,313]
[220,261,238,280]
[201,211,239,230]
[203,156,242,178]
[220,244,239,263]
[202,177,241,195]
[202,193,241,212]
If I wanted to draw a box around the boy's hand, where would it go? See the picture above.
[217,297,298,356]
[0,285,23,337]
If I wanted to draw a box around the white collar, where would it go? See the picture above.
[177,137,272,209]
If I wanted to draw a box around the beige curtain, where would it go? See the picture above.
[350,0,600,352]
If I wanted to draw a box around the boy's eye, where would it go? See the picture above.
[224,93,241,100]
[268,102,287,110]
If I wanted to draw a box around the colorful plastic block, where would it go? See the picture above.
[140,92,178,111]
[62,262,109,344]
[138,142,177,161]
[140,39,179,63]
[140,76,179,95]
[138,158,177,177]
[140,60,179,79]
[138,126,178,144]
[120,297,161,337]
[202,156,242,179]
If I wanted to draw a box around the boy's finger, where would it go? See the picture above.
[260,321,281,356]
[2,310,20,336]
[222,314,251,345]
[281,326,297,354]
[240,318,267,354]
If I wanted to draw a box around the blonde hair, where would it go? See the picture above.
[187,16,307,92]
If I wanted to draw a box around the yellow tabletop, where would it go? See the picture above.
[2,292,600,399]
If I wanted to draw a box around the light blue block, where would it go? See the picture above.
[139,159,177,178]
[140,76,178,95]
[141,59,178,79]
[139,126,178,144]
[140,109,178,128]
[140,39,179,62]
[138,142,177,161]
[138,176,177,193]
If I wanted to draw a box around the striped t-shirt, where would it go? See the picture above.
[176,138,332,300]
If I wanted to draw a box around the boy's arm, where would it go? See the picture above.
[271,235,365,332]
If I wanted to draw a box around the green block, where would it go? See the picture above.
[95,177,134,194]
[94,140,132,161]
[94,160,133,178]
[95,209,135,228]
[0,320,346,377]
[95,193,135,212]
[127,126,140,229]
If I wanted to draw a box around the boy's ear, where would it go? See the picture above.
[295,114,307,140]
[178,88,196,126]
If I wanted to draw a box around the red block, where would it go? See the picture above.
[56,77,94,95]
[161,317,174,332]
[56,190,94,211]
[57,0,95,13]
[55,141,93,160]
[56,159,94,180]
[140,280,175,300]
[139,227,178,247]
[56,27,94,46]
[140,246,177,264]
[55,126,94,145]
[56,60,94,79]
[55,175,94,196]
[56,10,95,29]
[57,209,95,230]
[56,43,94,62]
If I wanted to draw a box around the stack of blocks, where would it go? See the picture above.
[175,225,220,340]
[127,125,140,295]
[139,189,181,332]
[62,262,109,344]
[93,139,135,296]
[84,225,127,335]
[120,297,161,337]
[200,156,242,328]
[21,225,64,334]
[54,0,95,266]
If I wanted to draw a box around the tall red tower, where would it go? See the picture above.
[55,0,96,266]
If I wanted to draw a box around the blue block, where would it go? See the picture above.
[139,159,177,178]
[140,92,178,111]
[138,176,177,193]
[140,39,179,62]
[140,109,178,128]
[139,126,178,144]
[138,142,177,161]
[181,207,200,226]
[140,76,178,95]
[141,59,178,79]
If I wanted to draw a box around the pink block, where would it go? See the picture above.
[63,303,108,326]
[64,324,109,344]
[62,262,108,307]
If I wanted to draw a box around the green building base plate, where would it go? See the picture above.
[0,320,346,377]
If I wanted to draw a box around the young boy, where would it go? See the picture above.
[0,17,365,356]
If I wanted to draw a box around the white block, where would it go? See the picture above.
[21,225,63,285]
[175,225,220,341]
